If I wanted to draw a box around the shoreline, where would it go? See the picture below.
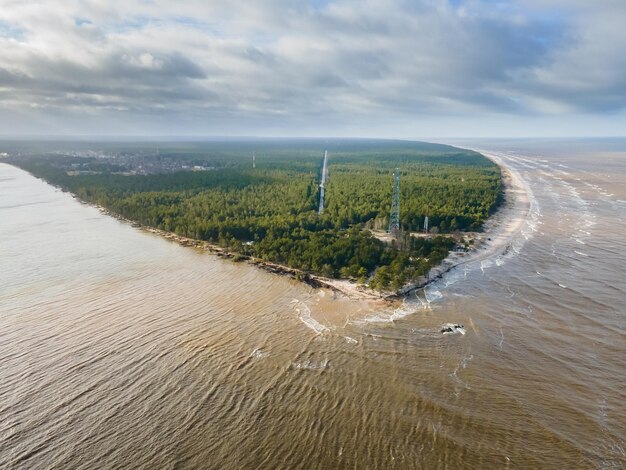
[89,148,529,303]
[385,150,531,298]
[5,150,528,303]
[313,150,530,301]
[88,205,343,293]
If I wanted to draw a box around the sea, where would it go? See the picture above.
[0,138,624,469]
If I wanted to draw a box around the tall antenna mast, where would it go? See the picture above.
[388,168,400,234]
[252,154,256,169]
[318,149,328,215]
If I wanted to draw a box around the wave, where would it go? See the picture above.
[291,359,329,370]
[292,299,330,335]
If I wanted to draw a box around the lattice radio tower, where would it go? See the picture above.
[388,168,400,233]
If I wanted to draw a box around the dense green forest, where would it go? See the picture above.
[8,139,502,291]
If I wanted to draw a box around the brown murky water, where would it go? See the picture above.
[1,139,625,469]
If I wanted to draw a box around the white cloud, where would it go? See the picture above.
[0,0,624,136]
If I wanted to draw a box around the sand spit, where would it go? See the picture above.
[114,148,529,303]
[16,148,529,303]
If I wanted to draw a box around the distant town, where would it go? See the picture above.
[43,150,217,176]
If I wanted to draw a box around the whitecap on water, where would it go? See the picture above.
[479,259,494,272]
[390,304,421,321]
[357,314,391,324]
[291,359,329,370]
[424,287,443,303]
[353,294,431,324]
[449,354,474,394]
[292,300,330,335]
[250,348,269,359]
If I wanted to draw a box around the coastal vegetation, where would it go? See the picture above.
[8,139,502,291]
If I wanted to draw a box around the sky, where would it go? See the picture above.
[0,0,625,138]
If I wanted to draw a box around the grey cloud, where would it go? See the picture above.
[0,0,624,136]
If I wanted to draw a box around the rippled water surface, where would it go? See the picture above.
[1,139,625,469]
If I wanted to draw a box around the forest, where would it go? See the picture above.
[8,139,502,291]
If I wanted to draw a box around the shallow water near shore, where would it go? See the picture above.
[1,139,625,469]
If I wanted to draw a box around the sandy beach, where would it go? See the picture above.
[311,149,532,301]
[391,150,531,296]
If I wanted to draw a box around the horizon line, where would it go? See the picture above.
[1,135,625,142]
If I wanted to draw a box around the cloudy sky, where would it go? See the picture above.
[0,0,625,137]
